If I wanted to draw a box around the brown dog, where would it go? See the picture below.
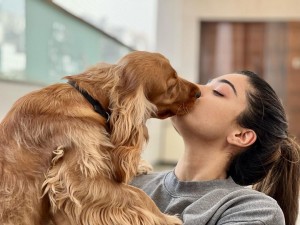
[0,51,200,225]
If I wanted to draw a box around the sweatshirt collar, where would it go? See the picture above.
[164,171,240,198]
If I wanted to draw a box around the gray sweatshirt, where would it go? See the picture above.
[131,170,285,225]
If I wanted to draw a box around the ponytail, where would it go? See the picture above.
[253,135,300,225]
[232,71,300,225]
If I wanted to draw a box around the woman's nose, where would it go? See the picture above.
[196,84,208,97]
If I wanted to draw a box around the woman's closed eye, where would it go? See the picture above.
[213,90,224,97]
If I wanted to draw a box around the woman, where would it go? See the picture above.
[132,71,300,225]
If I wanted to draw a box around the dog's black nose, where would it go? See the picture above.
[195,92,201,98]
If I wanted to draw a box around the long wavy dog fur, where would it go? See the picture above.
[0,51,200,225]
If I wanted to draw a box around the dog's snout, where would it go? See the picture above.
[193,85,201,99]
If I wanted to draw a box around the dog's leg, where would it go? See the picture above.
[49,179,182,225]
[124,184,183,225]
[136,158,153,175]
[44,165,181,225]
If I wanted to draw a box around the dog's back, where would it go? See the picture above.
[0,84,67,224]
[0,83,108,224]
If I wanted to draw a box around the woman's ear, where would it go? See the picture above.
[227,128,257,147]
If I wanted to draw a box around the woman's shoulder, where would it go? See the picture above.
[210,187,284,224]
[184,181,285,225]
[219,186,283,212]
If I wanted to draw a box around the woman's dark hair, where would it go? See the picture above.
[228,70,300,225]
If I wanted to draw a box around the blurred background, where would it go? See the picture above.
[0,1,300,218]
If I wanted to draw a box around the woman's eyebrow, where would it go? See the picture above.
[218,79,237,96]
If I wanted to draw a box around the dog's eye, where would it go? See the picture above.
[167,78,177,87]
[167,84,175,92]
[167,80,177,93]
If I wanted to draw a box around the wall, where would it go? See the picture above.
[0,81,42,120]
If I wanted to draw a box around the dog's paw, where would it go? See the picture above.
[164,214,183,225]
[136,159,153,175]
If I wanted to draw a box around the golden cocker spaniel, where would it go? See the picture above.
[0,51,200,225]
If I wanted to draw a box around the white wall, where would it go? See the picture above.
[0,81,43,120]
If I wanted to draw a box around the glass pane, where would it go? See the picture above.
[0,0,133,85]
[0,0,26,81]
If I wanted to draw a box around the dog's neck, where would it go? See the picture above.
[68,80,111,123]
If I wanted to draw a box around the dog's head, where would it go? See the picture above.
[115,51,201,119]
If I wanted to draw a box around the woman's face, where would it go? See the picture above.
[171,73,250,142]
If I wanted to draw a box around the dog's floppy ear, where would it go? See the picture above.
[110,65,156,143]
[109,66,156,183]
[114,64,141,99]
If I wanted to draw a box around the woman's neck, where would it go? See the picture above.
[174,141,231,182]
